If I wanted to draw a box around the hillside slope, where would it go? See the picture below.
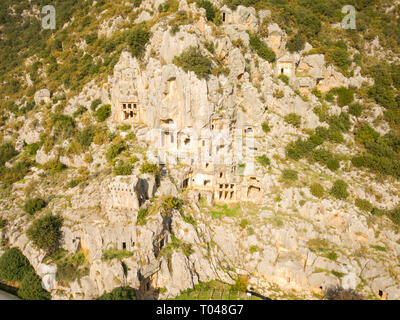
[1,0,400,300]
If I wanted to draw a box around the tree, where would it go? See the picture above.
[286,33,306,53]
[95,104,111,122]
[0,248,34,282]
[78,126,94,147]
[127,23,150,58]
[27,214,63,254]
[197,0,216,22]
[18,271,51,300]
[173,46,212,79]
[97,287,136,300]
[248,32,276,62]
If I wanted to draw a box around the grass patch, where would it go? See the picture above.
[210,204,241,219]
[102,249,133,261]
[370,245,387,252]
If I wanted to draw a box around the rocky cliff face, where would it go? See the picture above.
[1,0,400,300]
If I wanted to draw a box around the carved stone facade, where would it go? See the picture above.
[34,89,51,105]
[186,164,263,204]
[277,55,295,78]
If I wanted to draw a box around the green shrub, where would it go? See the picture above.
[158,0,179,13]
[140,162,159,174]
[42,158,66,173]
[286,32,306,53]
[90,99,102,111]
[162,196,184,212]
[355,124,380,144]
[240,219,249,229]
[325,91,335,102]
[23,198,46,215]
[326,45,352,72]
[97,287,136,300]
[309,133,324,147]
[327,158,340,171]
[101,249,133,261]
[137,208,149,225]
[113,161,132,176]
[203,41,215,53]
[0,218,6,229]
[312,88,323,99]
[311,148,340,171]
[328,127,344,143]
[18,271,50,300]
[106,142,125,162]
[286,138,315,160]
[284,113,301,128]
[310,183,324,198]
[328,112,351,133]
[118,124,131,131]
[331,87,354,107]
[85,33,97,45]
[78,126,94,147]
[325,252,338,261]
[127,23,150,58]
[73,105,87,118]
[231,276,248,293]
[50,114,76,139]
[384,108,400,125]
[388,207,400,226]
[0,157,32,186]
[282,169,298,181]
[278,74,289,85]
[170,24,180,35]
[0,142,18,166]
[53,251,88,283]
[248,32,276,62]
[249,245,259,254]
[68,180,79,188]
[355,198,373,212]
[27,213,63,254]
[315,126,330,140]
[197,0,217,22]
[349,103,363,117]
[0,248,34,282]
[297,13,321,38]
[95,104,111,122]
[256,154,270,167]
[56,262,81,282]
[24,142,40,156]
[173,46,212,79]
[273,89,284,99]
[261,121,270,133]
[125,132,136,141]
[330,180,349,200]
